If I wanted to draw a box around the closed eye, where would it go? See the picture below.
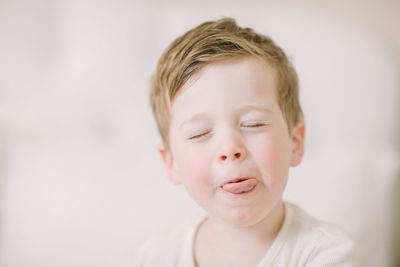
[188,130,211,140]
[240,122,270,128]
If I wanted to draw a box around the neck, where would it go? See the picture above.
[199,201,286,248]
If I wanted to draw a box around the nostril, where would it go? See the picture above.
[219,152,243,161]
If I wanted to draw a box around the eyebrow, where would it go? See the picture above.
[236,104,273,115]
[178,105,273,129]
[179,113,210,129]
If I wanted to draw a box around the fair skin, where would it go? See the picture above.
[159,57,305,267]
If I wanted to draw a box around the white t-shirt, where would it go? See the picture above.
[135,202,356,267]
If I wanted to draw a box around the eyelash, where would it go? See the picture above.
[188,130,212,140]
[187,122,268,140]
[240,122,269,128]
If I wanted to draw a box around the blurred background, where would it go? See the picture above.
[0,0,399,266]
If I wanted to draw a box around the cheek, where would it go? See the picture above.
[176,148,213,192]
[249,138,291,185]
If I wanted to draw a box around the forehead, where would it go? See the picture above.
[169,57,279,122]
[175,57,277,104]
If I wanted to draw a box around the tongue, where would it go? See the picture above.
[222,178,258,194]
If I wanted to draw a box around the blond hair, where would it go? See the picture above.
[150,17,303,148]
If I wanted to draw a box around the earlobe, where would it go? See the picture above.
[290,121,306,167]
[158,143,181,184]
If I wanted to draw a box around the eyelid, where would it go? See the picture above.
[187,130,212,140]
[240,121,270,127]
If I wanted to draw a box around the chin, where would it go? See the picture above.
[219,208,268,227]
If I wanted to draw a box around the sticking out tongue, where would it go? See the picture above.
[221,178,258,194]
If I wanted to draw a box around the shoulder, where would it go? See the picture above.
[279,202,357,266]
[134,230,183,267]
[134,216,204,267]
[286,202,352,239]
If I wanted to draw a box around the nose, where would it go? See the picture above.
[217,133,247,163]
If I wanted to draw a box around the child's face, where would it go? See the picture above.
[159,57,305,226]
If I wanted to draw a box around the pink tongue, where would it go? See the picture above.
[222,178,258,194]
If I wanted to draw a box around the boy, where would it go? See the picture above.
[136,18,355,266]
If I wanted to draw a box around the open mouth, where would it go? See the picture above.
[221,178,258,194]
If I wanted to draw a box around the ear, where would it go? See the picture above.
[158,143,182,184]
[290,120,306,167]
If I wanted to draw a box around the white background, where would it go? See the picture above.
[1,0,399,266]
